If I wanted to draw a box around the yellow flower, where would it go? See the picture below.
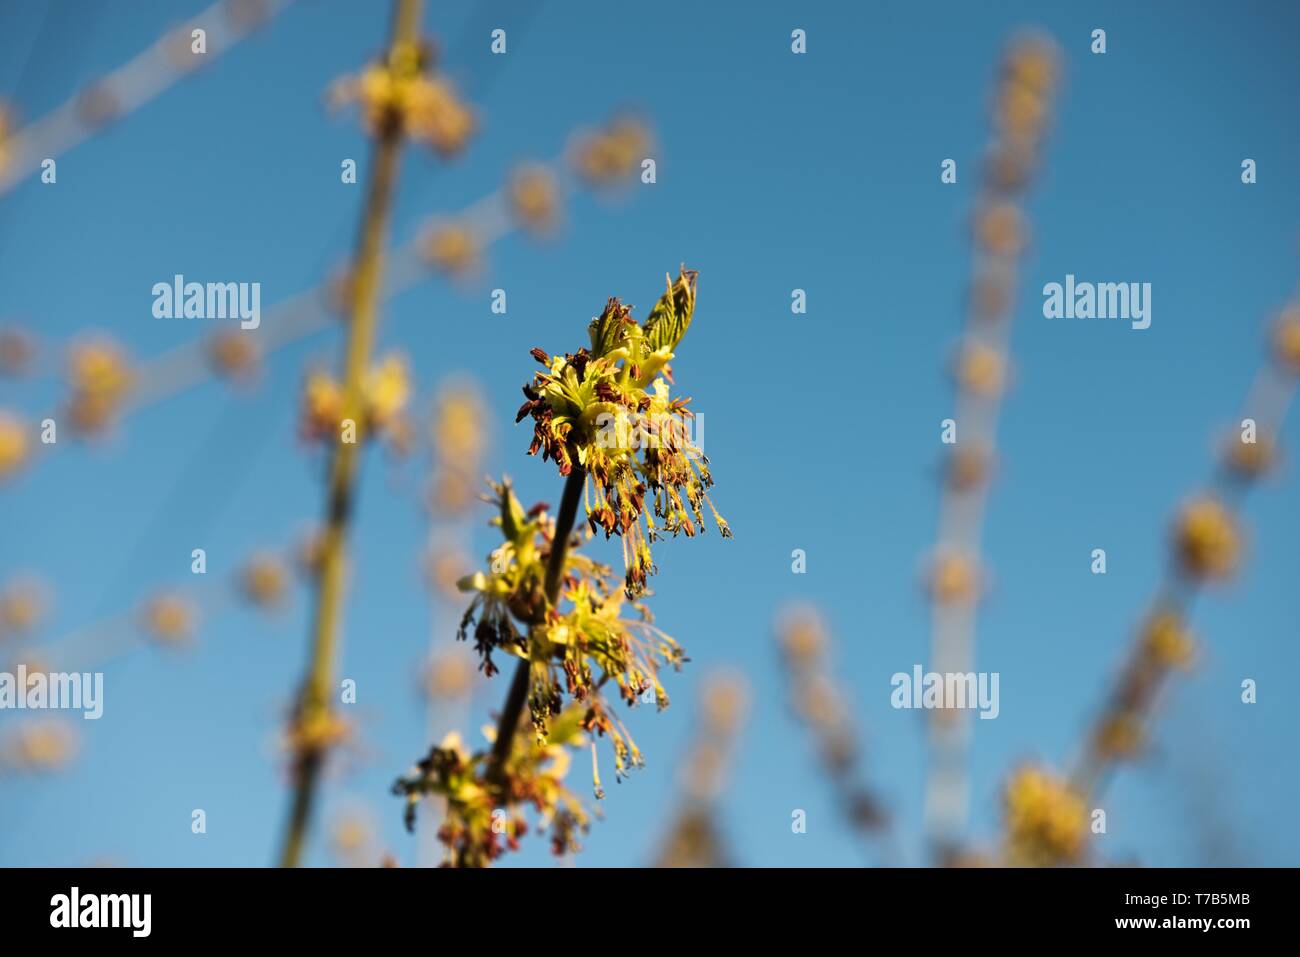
[240,553,289,609]
[0,578,47,636]
[142,593,195,646]
[300,369,344,441]
[928,551,980,605]
[332,43,475,156]
[364,354,410,429]
[1141,612,1195,669]
[66,339,134,435]
[285,709,352,756]
[403,75,475,157]
[2,720,78,773]
[1224,430,1277,478]
[955,342,1006,397]
[1094,712,1144,759]
[571,116,649,186]
[432,385,485,464]
[0,410,29,480]
[207,330,260,380]
[300,355,409,442]
[776,606,827,666]
[422,221,479,276]
[1174,497,1239,580]
[973,202,1027,257]
[1003,765,1086,866]
[509,165,560,234]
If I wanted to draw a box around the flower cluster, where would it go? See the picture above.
[508,164,560,234]
[457,479,684,765]
[392,709,592,868]
[570,116,650,186]
[299,354,410,445]
[1002,764,1087,867]
[516,267,729,598]
[141,592,196,647]
[329,40,474,156]
[65,339,134,436]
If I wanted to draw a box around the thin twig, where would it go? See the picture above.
[276,0,422,869]
[486,466,586,783]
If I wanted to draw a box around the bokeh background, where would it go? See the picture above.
[2,0,1298,867]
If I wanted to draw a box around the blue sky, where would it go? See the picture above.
[2,0,1298,867]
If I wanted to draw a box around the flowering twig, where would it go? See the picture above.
[393,267,728,866]
[277,0,427,868]
[923,33,1060,861]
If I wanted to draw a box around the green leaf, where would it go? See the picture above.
[642,267,698,353]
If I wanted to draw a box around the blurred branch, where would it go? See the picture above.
[653,672,749,868]
[0,0,298,196]
[923,33,1061,862]
[277,0,423,869]
[1068,299,1300,803]
[776,605,896,864]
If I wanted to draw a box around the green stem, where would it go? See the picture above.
[486,466,586,782]
[276,0,422,869]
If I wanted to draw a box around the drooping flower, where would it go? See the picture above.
[392,717,591,868]
[516,267,729,597]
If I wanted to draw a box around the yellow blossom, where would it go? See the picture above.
[1003,765,1086,866]
[0,411,29,480]
[1174,497,1239,580]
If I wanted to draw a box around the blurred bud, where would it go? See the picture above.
[240,553,289,609]
[1003,764,1086,867]
[0,410,30,481]
[1173,497,1240,580]
[65,339,134,436]
[0,577,49,637]
[945,445,992,492]
[207,329,261,381]
[508,164,560,235]
[2,719,79,773]
[927,550,980,605]
[1271,303,1300,374]
[0,327,35,377]
[973,202,1027,257]
[570,116,650,186]
[954,342,1007,397]
[421,221,479,277]
[142,593,196,647]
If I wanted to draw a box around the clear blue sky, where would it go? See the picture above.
[2,0,1298,867]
